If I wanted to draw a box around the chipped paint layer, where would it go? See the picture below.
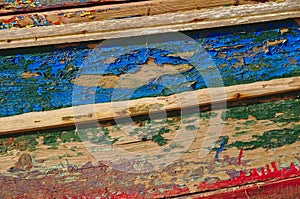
[0,19,299,117]
[0,97,300,197]
[0,159,299,198]
[0,0,124,14]
[0,0,281,29]
[0,18,299,198]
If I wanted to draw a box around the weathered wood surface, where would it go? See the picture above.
[1,76,300,135]
[0,0,299,49]
[0,0,130,14]
[0,0,277,16]
[0,0,282,30]
[0,8,299,198]
[0,19,299,119]
[1,97,300,198]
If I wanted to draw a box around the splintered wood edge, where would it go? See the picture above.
[0,76,299,135]
[0,0,299,49]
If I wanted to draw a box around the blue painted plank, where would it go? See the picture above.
[0,19,299,117]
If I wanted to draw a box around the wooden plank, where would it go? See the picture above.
[0,0,299,49]
[0,0,276,16]
[0,96,300,197]
[0,0,131,14]
[0,18,299,129]
[0,14,299,198]
[0,0,274,30]
[0,76,300,135]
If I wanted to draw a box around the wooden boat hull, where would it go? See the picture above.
[0,1,299,198]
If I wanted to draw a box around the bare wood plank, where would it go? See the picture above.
[0,76,299,135]
[0,0,269,28]
[3,0,242,16]
[0,0,299,49]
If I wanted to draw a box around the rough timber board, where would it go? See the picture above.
[0,0,277,30]
[0,0,275,15]
[0,19,299,118]
[0,97,300,198]
[0,0,299,49]
[1,76,300,135]
[0,11,299,199]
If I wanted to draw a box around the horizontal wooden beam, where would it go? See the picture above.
[0,94,300,197]
[0,0,268,29]
[1,0,259,15]
[0,0,299,49]
[1,76,300,135]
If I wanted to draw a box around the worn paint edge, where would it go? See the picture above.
[153,162,300,198]
[178,175,300,198]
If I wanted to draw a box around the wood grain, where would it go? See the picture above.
[1,18,298,119]
[0,0,274,16]
[0,0,270,28]
[0,0,299,49]
[1,76,299,135]
[0,95,300,198]
[0,1,299,198]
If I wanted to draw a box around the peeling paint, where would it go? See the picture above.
[0,19,299,117]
